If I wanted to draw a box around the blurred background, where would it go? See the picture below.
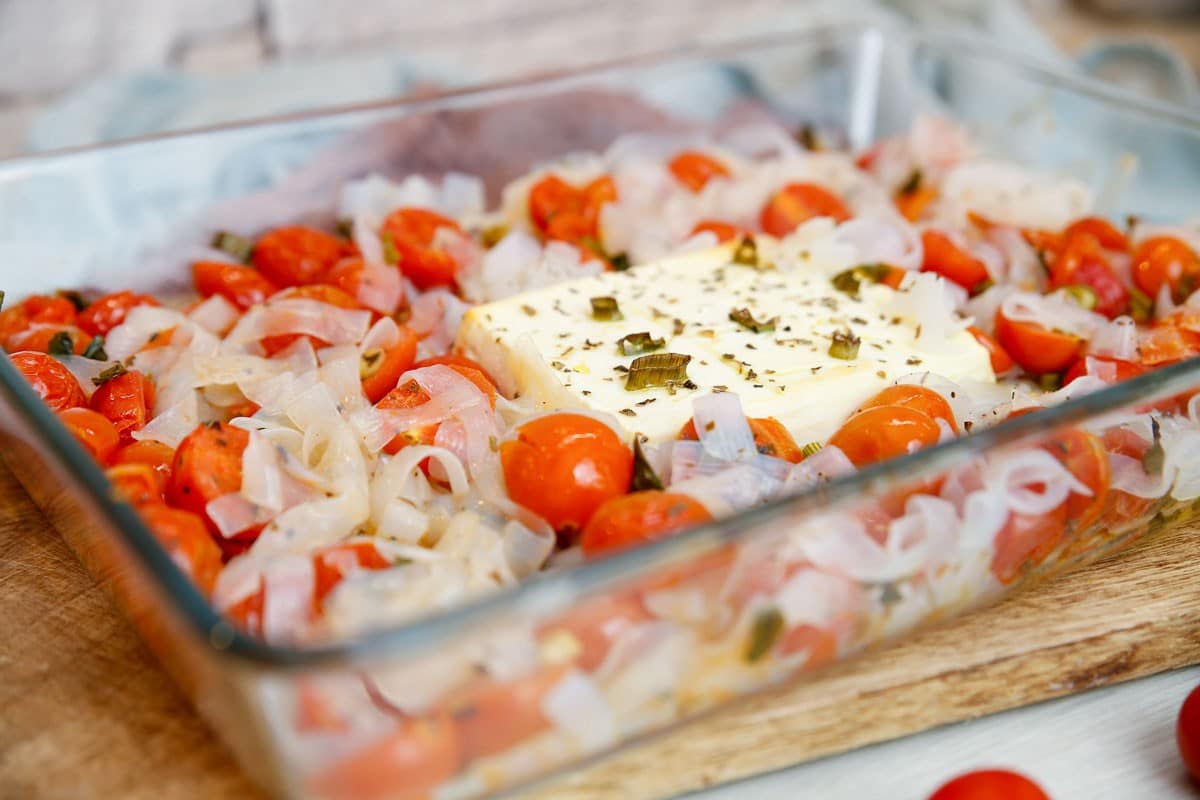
[1,0,1199,158]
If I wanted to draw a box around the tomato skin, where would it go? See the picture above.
[107,463,165,507]
[994,310,1085,376]
[110,440,174,490]
[1048,232,1129,318]
[1063,355,1145,386]
[690,219,748,243]
[502,413,633,537]
[9,351,87,411]
[360,326,420,404]
[137,504,223,597]
[167,422,249,535]
[1065,216,1128,252]
[381,207,464,290]
[311,542,391,612]
[252,226,347,288]
[528,174,617,246]
[760,182,851,237]
[90,370,155,439]
[928,769,1050,800]
[77,290,159,336]
[1132,236,1200,300]
[856,384,956,431]
[968,326,1015,376]
[57,407,121,463]
[1041,427,1110,532]
[827,405,942,468]
[0,295,78,349]
[451,665,570,761]
[1178,683,1200,784]
[921,230,990,293]
[412,353,497,386]
[376,365,496,455]
[991,503,1069,584]
[9,324,93,355]
[668,151,730,192]
[310,712,460,800]
[193,261,279,310]
[679,415,804,463]
[1139,324,1200,367]
[259,283,362,356]
[580,491,713,557]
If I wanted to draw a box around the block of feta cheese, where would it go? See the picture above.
[457,243,994,445]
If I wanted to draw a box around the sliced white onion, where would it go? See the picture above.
[540,669,617,752]
[985,448,1091,515]
[691,392,756,462]
[834,216,922,271]
[1000,290,1105,339]
[189,295,240,335]
[1088,316,1138,360]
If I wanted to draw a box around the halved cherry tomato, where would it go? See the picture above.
[993,310,1085,376]
[376,364,497,455]
[9,351,87,411]
[259,283,362,356]
[580,491,713,557]
[57,407,121,463]
[360,326,419,404]
[310,712,461,800]
[1178,682,1200,784]
[678,415,804,463]
[193,261,279,310]
[968,326,1015,375]
[502,413,633,537]
[107,463,164,507]
[1100,427,1158,528]
[0,294,78,349]
[137,504,224,597]
[90,369,155,439]
[1048,232,1129,318]
[110,440,174,490]
[928,769,1050,800]
[167,421,250,535]
[538,594,652,672]
[760,182,851,237]
[895,185,938,222]
[921,230,990,293]
[668,151,730,192]
[1065,216,1128,252]
[312,542,391,612]
[1063,355,1146,386]
[827,405,942,468]
[325,256,402,313]
[528,174,617,246]
[690,219,749,243]
[451,664,571,761]
[1138,324,1200,366]
[1041,427,1110,533]
[856,384,956,431]
[1132,235,1200,301]
[251,226,347,288]
[9,324,93,354]
[991,503,1068,584]
[380,207,465,290]
[77,290,159,336]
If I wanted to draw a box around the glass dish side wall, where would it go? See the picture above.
[1,24,1199,800]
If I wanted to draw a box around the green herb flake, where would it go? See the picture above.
[1129,286,1153,322]
[610,252,632,272]
[1062,284,1098,310]
[744,607,784,663]
[590,296,623,321]
[381,231,400,265]
[82,335,108,361]
[1143,418,1165,476]
[1037,372,1062,392]
[480,224,510,249]
[91,363,128,386]
[47,331,74,357]
[630,437,665,491]
[800,441,823,458]
[335,218,355,239]
[211,230,255,263]
[830,264,892,298]
[796,124,819,151]
[624,352,692,391]
[828,330,861,360]
[729,307,778,334]
[898,169,923,196]
[617,332,665,356]
[56,289,88,311]
[732,236,764,269]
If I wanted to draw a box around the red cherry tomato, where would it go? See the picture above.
[679,414,803,463]
[76,290,159,336]
[193,261,279,310]
[411,353,498,386]
[856,384,956,431]
[9,351,87,411]
[760,182,851,237]
[1040,427,1110,532]
[450,665,570,762]
[312,542,391,612]
[1139,324,1200,367]
[380,207,466,290]
[501,413,633,537]
[1063,355,1146,386]
[1178,682,1200,784]
[1065,216,1128,252]
[1133,236,1200,301]
[827,405,942,468]
[57,407,121,463]
[137,504,224,597]
[528,174,617,246]
[921,230,990,293]
[928,769,1050,800]
[376,364,496,455]
[991,503,1069,584]
[690,219,749,243]
[580,491,713,557]
[252,226,347,288]
[967,326,1016,375]
[895,184,938,222]
[668,151,731,192]
[90,369,155,439]
[8,324,93,355]
[993,310,1085,376]
[0,295,78,350]
[110,440,174,490]
[1048,232,1129,318]
[107,463,165,507]
[259,283,362,356]
[359,327,420,404]
[167,422,251,537]
[538,594,652,671]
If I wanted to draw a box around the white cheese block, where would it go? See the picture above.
[457,244,994,444]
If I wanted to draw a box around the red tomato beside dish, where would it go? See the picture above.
[1179,683,1200,784]
[928,769,1050,800]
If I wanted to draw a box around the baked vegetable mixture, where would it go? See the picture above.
[6,116,1200,798]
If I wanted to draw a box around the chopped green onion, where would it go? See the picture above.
[630,437,665,491]
[1129,286,1153,322]
[831,264,892,298]
[480,224,510,249]
[211,231,254,263]
[92,363,128,386]
[47,331,74,357]
[1037,372,1062,391]
[828,330,861,360]
[744,607,784,663]
[82,336,108,361]
[1062,284,1098,310]
[625,352,692,391]
[56,289,88,311]
[617,332,665,355]
[898,169,922,196]
[729,307,778,333]
[1143,418,1165,476]
[591,296,623,321]
[800,441,823,458]
[381,231,400,265]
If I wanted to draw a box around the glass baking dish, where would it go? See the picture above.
[3,21,1200,800]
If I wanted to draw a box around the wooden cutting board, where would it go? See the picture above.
[1,456,1198,800]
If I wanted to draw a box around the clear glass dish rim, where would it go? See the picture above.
[3,20,1200,668]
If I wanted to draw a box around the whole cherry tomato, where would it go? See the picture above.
[668,151,731,192]
[57,407,121,463]
[991,503,1069,584]
[137,504,224,597]
[1178,682,1200,784]
[690,219,749,243]
[167,421,250,536]
[827,405,942,468]
[90,369,155,439]
[921,230,990,293]
[1063,355,1145,387]
[76,290,159,336]
[107,463,164,507]
[0,294,77,349]
[376,364,496,455]
[9,324,93,355]
[580,490,713,557]
[679,415,804,463]
[968,326,1015,376]
[1132,236,1200,301]
[993,310,1085,376]
[193,261,279,310]
[1048,232,1128,318]
[9,351,87,411]
[380,207,465,290]
[855,384,956,431]
[528,174,617,246]
[928,769,1050,800]
[502,413,634,537]
[252,225,348,288]
[760,182,851,237]
[110,440,174,490]
[359,327,420,404]
[1064,216,1128,252]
